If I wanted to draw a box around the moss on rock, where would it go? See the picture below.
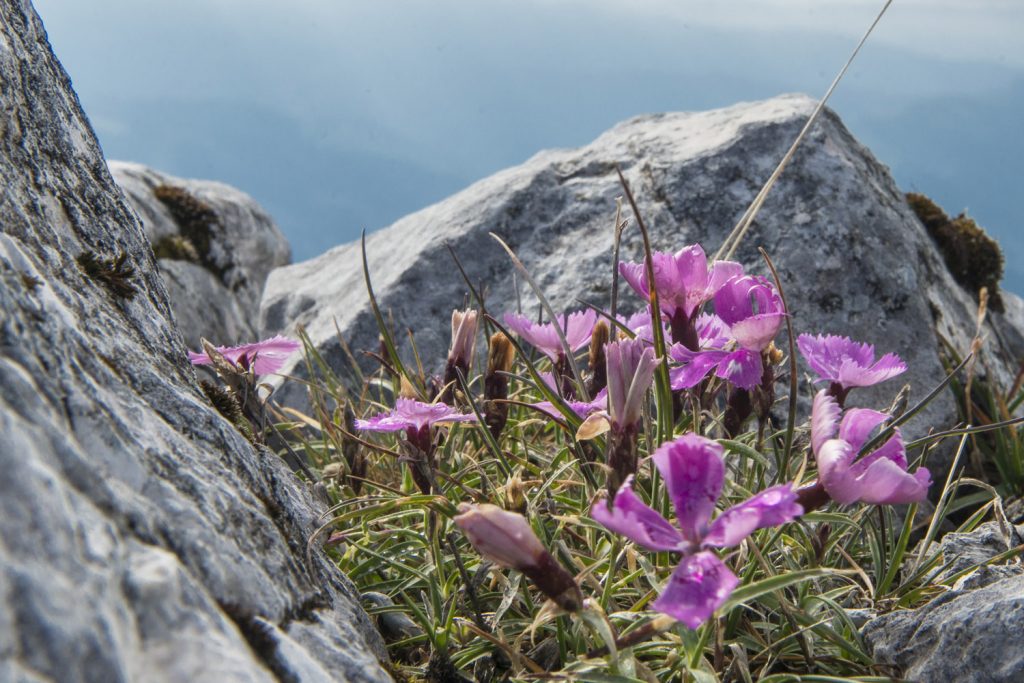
[152,234,200,262]
[906,192,1004,312]
[153,184,230,281]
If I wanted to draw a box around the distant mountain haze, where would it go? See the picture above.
[33,0,1023,293]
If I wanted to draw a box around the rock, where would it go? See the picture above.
[110,160,291,346]
[260,94,1024,466]
[862,522,1024,681]
[0,3,387,682]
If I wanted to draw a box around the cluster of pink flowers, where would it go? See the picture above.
[189,239,932,632]
[491,242,930,625]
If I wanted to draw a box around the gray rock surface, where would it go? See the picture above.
[863,521,1024,681]
[260,94,1024,460]
[0,2,387,681]
[110,160,291,346]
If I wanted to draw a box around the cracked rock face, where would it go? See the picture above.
[260,93,1024,470]
[0,2,387,681]
[110,161,292,347]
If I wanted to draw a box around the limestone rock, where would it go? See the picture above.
[863,522,1024,681]
[110,160,291,346]
[260,94,1024,462]
[0,2,387,681]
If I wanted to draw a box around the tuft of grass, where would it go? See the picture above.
[76,250,138,300]
[200,379,254,442]
[939,337,1024,497]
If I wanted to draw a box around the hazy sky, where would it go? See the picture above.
[33,0,1024,293]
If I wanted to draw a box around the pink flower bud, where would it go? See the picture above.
[454,503,546,571]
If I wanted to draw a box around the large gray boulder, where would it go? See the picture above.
[0,2,387,681]
[862,521,1024,681]
[260,94,1024,455]
[110,161,291,347]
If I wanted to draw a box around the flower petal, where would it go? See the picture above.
[355,398,476,432]
[829,457,931,505]
[652,434,725,541]
[652,551,739,629]
[704,485,803,548]
[189,335,301,375]
[811,390,841,455]
[503,310,595,360]
[714,348,762,390]
[590,477,688,552]
[619,261,650,301]
[706,261,744,295]
[837,408,889,452]
[816,438,857,503]
[564,309,599,351]
[669,350,727,390]
[729,313,785,351]
[838,352,907,388]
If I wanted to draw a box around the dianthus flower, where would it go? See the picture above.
[605,338,659,490]
[355,397,476,441]
[619,245,742,349]
[668,276,784,391]
[355,398,477,493]
[503,309,596,362]
[530,372,607,419]
[798,334,906,406]
[592,434,802,627]
[188,335,301,376]
[810,390,930,505]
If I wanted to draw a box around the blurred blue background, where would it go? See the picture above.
[33,0,1023,293]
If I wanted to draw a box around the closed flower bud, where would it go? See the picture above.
[588,320,610,395]
[455,503,583,612]
[441,309,479,404]
[484,333,516,439]
[486,332,516,378]
[455,503,546,570]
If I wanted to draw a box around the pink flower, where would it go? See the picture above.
[621,309,670,344]
[531,388,608,420]
[188,335,301,376]
[356,398,478,494]
[667,276,785,391]
[619,245,742,323]
[591,434,801,627]
[668,314,752,389]
[448,309,479,369]
[354,397,477,434]
[503,309,597,362]
[714,275,785,352]
[810,390,930,505]
[797,334,906,390]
